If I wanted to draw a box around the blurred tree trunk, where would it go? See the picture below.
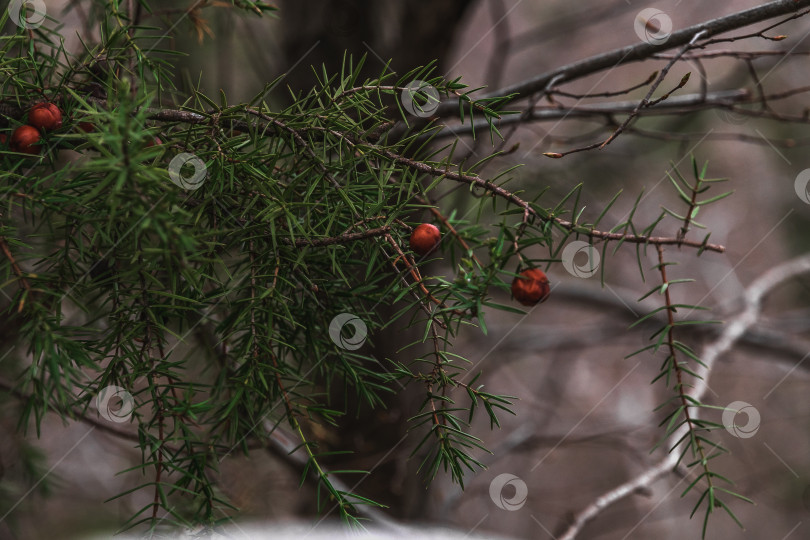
[278,0,475,94]
[277,0,476,520]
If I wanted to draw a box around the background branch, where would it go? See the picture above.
[434,0,810,117]
[557,253,810,539]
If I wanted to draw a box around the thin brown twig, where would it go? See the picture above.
[384,233,454,326]
[658,49,810,60]
[428,324,447,428]
[745,58,769,112]
[677,175,700,243]
[0,236,31,295]
[250,245,294,424]
[588,31,708,153]
[423,89,750,142]
[549,71,659,100]
[244,107,344,192]
[412,193,485,268]
[702,8,810,46]
[655,244,712,485]
[384,150,725,253]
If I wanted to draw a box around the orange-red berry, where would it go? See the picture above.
[0,133,7,145]
[145,136,162,147]
[10,125,42,155]
[28,102,63,131]
[511,268,550,306]
[77,121,95,133]
[409,223,441,256]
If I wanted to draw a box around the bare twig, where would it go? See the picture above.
[552,31,707,157]
[423,90,749,141]
[433,0,810,117]
[0,235,31,297]
[558,253,810,539]
[549,71,659,100]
